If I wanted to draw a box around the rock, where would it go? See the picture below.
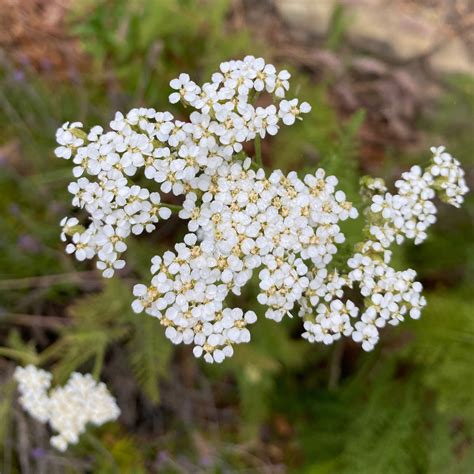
[275,0,474,75]
[429,38,474,76]
[275,0,333,36]
[346,1,438,61]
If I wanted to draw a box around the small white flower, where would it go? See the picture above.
[169,73,200,105]
[278,99,311,125]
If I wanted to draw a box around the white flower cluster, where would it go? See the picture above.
[57,57,469,362]
[14,365,120,452]
[132,161,357,362]
[56,56,310,278]
[56,115,173,277]
[343,146,467,349]
[346,253,425,350]
[367,146,469,247]
[429,146,469,208]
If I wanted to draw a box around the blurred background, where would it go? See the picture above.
[0,0,473,472]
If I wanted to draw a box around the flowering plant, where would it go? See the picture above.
[55,56,469,364]
[14,365,120,451]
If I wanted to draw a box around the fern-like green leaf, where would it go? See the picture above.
[126,314,172,403]
[410,291,474,427]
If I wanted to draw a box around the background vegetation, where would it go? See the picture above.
[0,0,472,472]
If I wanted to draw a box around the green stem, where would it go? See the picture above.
[0,347,39,365]
[249,160,259,171]
[92,346,105,381]
[254,135,263,168]
[160,202,183,212]
[38,339,66,364]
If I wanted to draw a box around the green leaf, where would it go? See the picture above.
[126,314,172,403]
[338,378,422,474]
[43,280,133,381]
[52,328,124,383]
[0,379,15,451]
[411,291,474,427]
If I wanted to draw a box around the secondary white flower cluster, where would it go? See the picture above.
[57,57,468,362]
[301,146,468,351]
[367,146,468,247]
[344,146,467,349]
[56,115,174,277]
[345,253,425,350]
[14,365,120,452]
[428,146,469,208]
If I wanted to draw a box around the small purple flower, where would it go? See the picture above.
[40,58,53,72]
[31,447,46,459]
[17,234,42,253]
[8,203,20,216]
[13,69,25,82]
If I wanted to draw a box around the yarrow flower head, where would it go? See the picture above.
[429,146,469,208]
[56,56,468,362]
[14,365,120,452]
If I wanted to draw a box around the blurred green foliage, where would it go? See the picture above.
[0,0,472,472]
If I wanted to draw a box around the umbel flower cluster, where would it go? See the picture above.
[56,56,469,363]
[14,365,120,451]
